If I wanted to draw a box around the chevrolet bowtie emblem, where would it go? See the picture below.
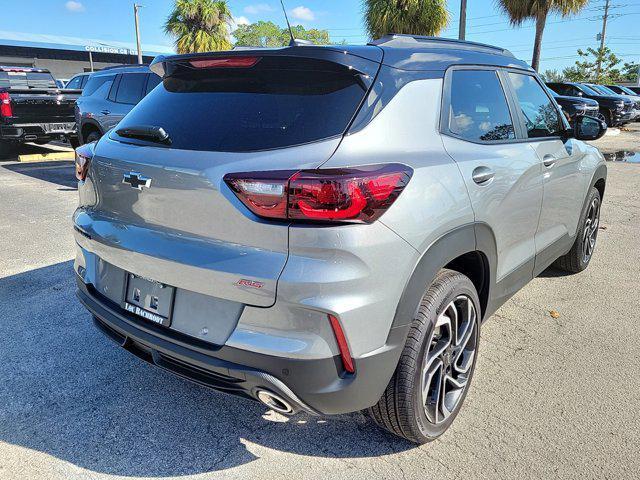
[123,172,151,190]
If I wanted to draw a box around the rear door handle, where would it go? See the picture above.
[472,166,495,185]
[101,109,111,115]
[543,154,557,167]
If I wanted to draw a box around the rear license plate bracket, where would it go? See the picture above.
[123,273,175,327]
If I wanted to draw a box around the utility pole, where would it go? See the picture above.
[595,0,610,82]
[459,0,467,40]
[133,3,143,64]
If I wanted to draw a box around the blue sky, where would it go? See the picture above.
[7,0,640,72]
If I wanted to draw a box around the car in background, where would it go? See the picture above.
[546,81,633,126]
[55,79,68,89]
[0,66,80,150]
[627,86,640,94]
[65,72,91,92]
[75,64,161,144]
[549,89,600,125]
[604,84,640,121]
[586,83,640,121]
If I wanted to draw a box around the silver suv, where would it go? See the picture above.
[73,35,607,443]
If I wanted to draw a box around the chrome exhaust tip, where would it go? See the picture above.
[256,389,294,415]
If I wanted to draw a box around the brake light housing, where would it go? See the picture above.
[0,92,12,118]
[224,164,412,224]
[75,142,95,181]
[188,56,260,69]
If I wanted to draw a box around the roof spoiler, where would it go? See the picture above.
[149,47,383,79]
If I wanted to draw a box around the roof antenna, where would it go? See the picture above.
[279,0,296,46]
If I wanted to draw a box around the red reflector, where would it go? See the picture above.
[189,56,260,69]
[328,314,355,374]
[0,92,12,118]
[75,142,94,181]
[224,164,412,224]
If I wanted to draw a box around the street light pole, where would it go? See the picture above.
[134,3,143,64]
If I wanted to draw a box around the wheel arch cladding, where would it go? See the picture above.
[389,223,497,332]
[592,164,607,200]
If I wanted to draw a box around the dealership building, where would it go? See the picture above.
[0,30,173,80]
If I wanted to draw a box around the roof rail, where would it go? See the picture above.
[369,34,514,57]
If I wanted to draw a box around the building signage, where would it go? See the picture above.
[84,45,136,56]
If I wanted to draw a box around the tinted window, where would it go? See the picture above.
[0,71,55,89]
[115,73,146,104]
[83,74,115,97]
[145,74,162,95]
[448,69,515,142]
[66,75,83,89]
[114,57,368,152]
[578,84,599,96]
[508,73,561,138]
[81,75,89,88]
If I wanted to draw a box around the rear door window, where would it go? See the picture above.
[507,72,562,138]
[66,75,83,89]
[447,69,515,142]
[114,57,370,152]
[114,73,147,104]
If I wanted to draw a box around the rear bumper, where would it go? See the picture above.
[77,276,408,415]
[0,122,76,142]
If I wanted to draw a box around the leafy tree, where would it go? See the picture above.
[572,46,621,83]
[233,21,330,47]
[363,0,449,40]
[165,0,232,53]
[562,64,589,82]
[497,0,589,72]
[621,62,639,83]
[541,69,564,82]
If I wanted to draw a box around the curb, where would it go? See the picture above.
[18,152,74,163]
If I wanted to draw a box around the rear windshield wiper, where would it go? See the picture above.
[115,125,172,145]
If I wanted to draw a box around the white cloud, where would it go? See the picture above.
[244,3,274,15]
[290,6,315,21]
[230,15,251,32]
[65,1,85,12]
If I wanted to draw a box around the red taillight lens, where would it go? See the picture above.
[189,56,260,69]
[328,314,355,374]
[0,92,12,118]
[75,142,94,181]
[224,164,412,224]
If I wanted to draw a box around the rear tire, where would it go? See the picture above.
[553,187,601,273]
[368,269,480,444]
[84,131,101,144]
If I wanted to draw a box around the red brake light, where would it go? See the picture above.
[0,92,12,118]
[224,164,412,224]
[75,142,94,181]
[328,314,355,374]
[189,56,260,69]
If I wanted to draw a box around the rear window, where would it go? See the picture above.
[0,70,56,89]
[113,57,369,152]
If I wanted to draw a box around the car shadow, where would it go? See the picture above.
[0,261,414,477]
[2,161,77,189]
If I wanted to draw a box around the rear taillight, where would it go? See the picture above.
[189,56,260,69]
[75,142,94,181]
[224,164,412,224]
[0,92,12,118]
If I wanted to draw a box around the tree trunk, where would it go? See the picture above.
[531,9,548,72]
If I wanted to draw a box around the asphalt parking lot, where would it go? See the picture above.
[1,137,639,479]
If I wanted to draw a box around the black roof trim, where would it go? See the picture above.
[369,34,514,57]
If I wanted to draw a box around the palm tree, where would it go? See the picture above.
[165,0,232,53]
[497,0,589,72]
[363,0,449,40]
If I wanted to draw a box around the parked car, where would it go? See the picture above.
[604,84,640,121]
[75,64,161,144]
[585,83,640,121]
[546,81,633,126]
[73,35,607,444]
[627,86,640,94]
[548,89,600,125]
[65,72,92,91]
[55,79,68,89]
[0,66,80,151]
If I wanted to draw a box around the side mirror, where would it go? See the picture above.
[574,115,607,141]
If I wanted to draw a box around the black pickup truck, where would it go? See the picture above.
[0,66,81,152]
